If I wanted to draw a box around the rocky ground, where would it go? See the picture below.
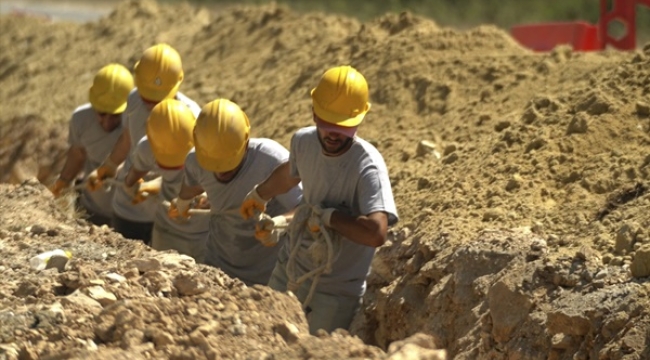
[1,0,650,359]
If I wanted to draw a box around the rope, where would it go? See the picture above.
[284,204,340,310]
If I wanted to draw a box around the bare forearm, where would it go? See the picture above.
[256,162,300,200]
[178,183,204,200]
[125,168,148,187]
[107,130,131,165]
[328,211,388,248]
[59,147,86,182]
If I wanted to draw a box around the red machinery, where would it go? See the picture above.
[511,0,650,51]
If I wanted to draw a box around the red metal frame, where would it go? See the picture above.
[511,0,650,51]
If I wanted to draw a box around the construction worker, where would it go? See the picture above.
[49,63,134,226]
[123,99,208,261]
[239,66,398,334]
[169,99,302,285]
[87,43,200,242]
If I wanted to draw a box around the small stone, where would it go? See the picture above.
[28,225,47,235]
[85,286,117,306]
[483,208,504,221]
[274,321,301,343]
[505,174,522,192]
[230,324,247,336]
[126,258,162,273]
[105,273,127,283]
[595,270,608,279]
[441,152,459,165]
[566,114,589,135]
[174,272,207,296]
[636,101,650,116]
[415,140,438,157]
[61,291,103,314]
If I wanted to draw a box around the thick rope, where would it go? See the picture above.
[285,204,340,310]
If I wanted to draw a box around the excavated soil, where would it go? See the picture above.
[2,0,650,359]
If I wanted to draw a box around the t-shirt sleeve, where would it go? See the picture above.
[357,165,399,226]
[183,153,202,187]
[131,139,155,172]
[288,133,300,179]
[68,115,82,147]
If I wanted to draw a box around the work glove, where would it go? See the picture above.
[87,159,118,191]
[307,206,336,233]
[122,178,143,200]
[168,197,193,221]
[240,185,268,220]
[194,193,210,209]
[131,178,162,204]
[255,215,288,247]
[49,179,71,198]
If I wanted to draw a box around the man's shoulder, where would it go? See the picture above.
[251,138,289,159]
[70,103,95,126]
[352,137,388,166]
[175,92,202,116]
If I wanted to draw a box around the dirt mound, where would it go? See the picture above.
[2,0,650,359]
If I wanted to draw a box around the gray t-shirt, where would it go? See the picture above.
[68,103,122,218]
[283,126,398,297]
[112,91,202,223]
[131,137,209,239]
[184,138,303,285]
[123,89,201,154]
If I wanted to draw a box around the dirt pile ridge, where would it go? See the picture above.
[2,0,650,359]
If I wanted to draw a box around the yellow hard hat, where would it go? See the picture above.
[88,63,134,114]
[194,99,250,173]
[145,99,196,168]
[311,65,371,128]
[134,43,184,102]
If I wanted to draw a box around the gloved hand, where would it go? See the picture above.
[122,178,143,200]
[131,178,162,204]
[49,179,70,198]
[195,193,210,209]
[307,206,336,233]
[87,159,118,191]
[168,197,193,221]
[255,215,288,247]
[240,185,268,220]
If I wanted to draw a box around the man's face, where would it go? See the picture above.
[213,168,239,183]
[97,112,122,132]
[316,127,353,156]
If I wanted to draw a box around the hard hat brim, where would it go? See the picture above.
[195,147,246,174]
[136,81,182,103]
[88,90,128,114]
[311,88,370,127]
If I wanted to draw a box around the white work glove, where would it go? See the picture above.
[168,197,193,221]
[255,215,288,247]
[240,185,269,220]
[308,206,336,233]
[131,178,162,204]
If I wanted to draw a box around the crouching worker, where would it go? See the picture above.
[240,66,399,334]
[49,63,134,226]
[123,99,209,261]
[169,99,302,285]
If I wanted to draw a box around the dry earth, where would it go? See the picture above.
[2,0,650,359]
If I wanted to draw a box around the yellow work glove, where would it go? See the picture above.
[168,197,193,221]
[255,215,288,247]
[87,159,118,191]
[122,178,143,200]
[308,206,336,233]
[132,178,162,204]
[240,185,268,220]
[49,179,71,198]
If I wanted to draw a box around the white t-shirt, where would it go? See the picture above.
[284,126,399,297]
[131,137,209,239]
[68,104,122,218]
[112,91,202,222]
[184,138,303,285]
